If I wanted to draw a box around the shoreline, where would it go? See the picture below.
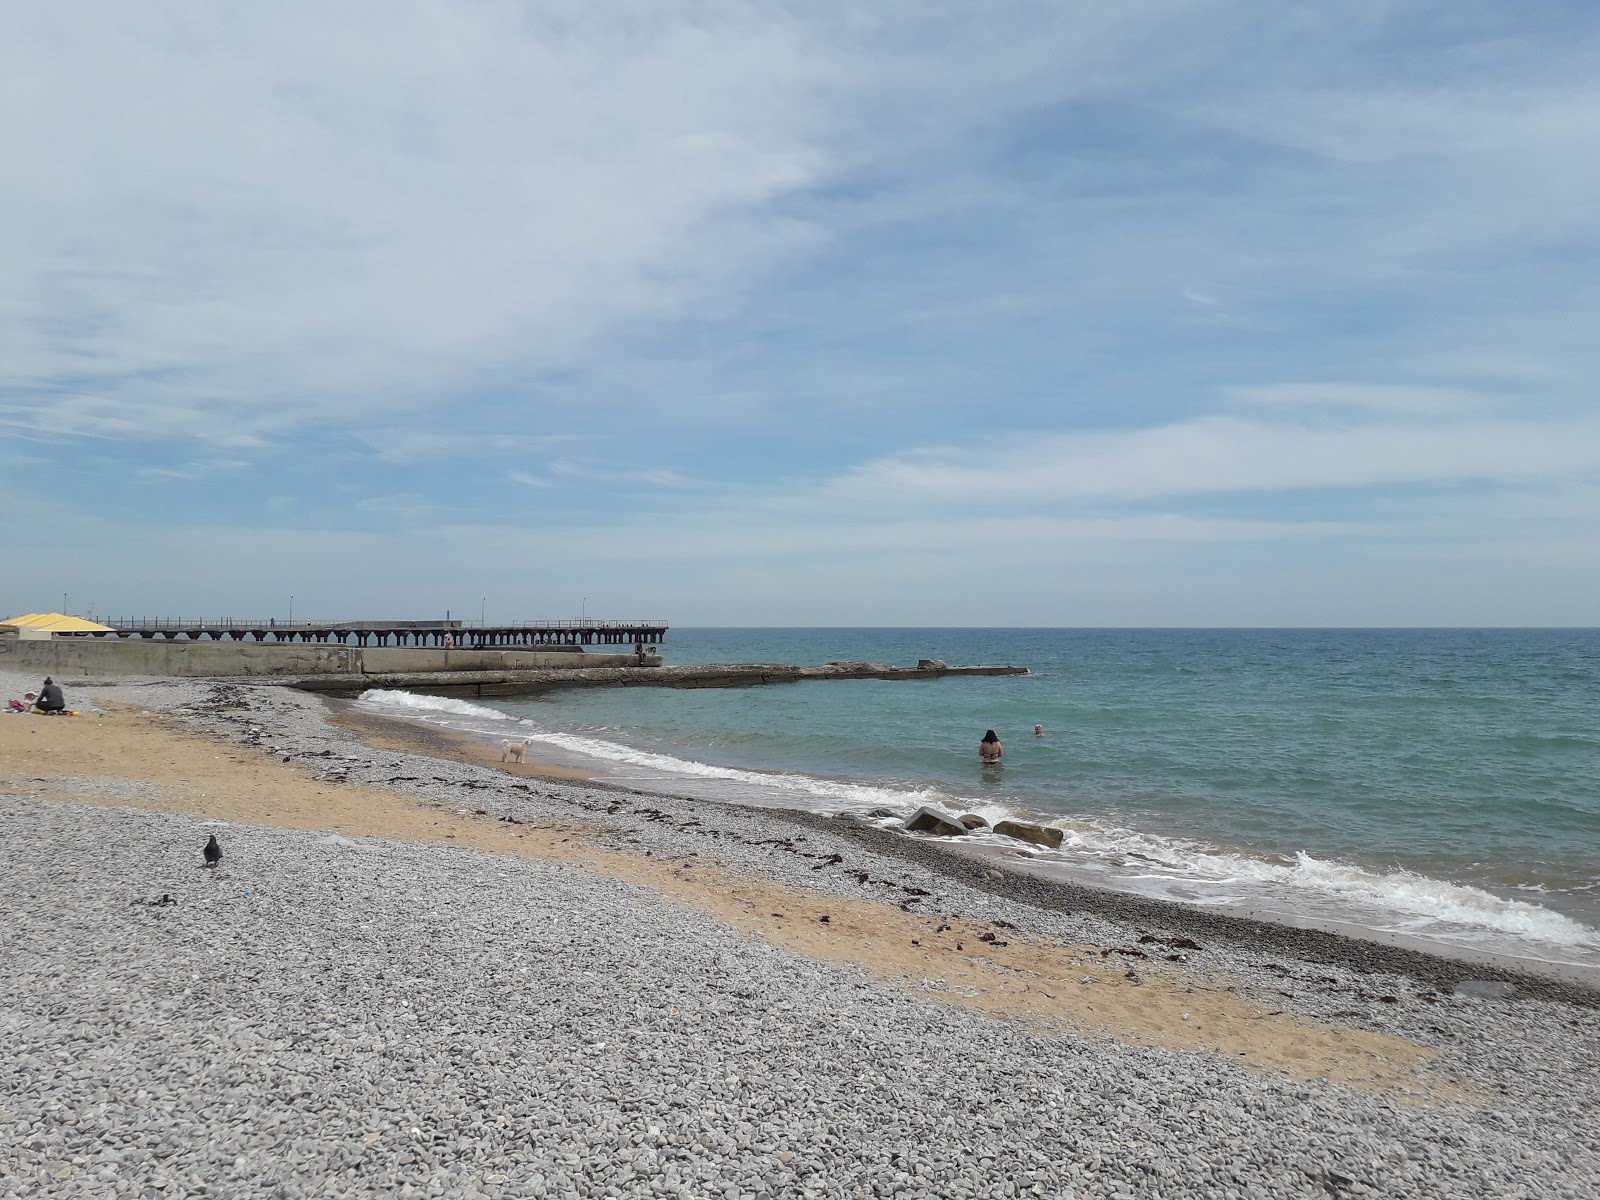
[325,703,596,784]
[6,670,1600,1195]
[12,670,1598,994]
[0,683,1483,1079]
[326,695,1600,1002]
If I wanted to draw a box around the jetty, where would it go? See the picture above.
[282,660,1029,698]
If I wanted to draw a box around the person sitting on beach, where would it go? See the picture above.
[979,729,1003,763]
[35,678,67,715]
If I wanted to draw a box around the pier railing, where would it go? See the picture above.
[96,616,668,648]
[460,619,668,629]
[105,617,668,630]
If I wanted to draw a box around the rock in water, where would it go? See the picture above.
[905,807,968,837]
[994,819,1065,850]
[958,814,990,830]
[917,658,947,670]
[203,834,222,868]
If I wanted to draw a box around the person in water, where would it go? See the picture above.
[1034,723,1045,737]
[35,677,67,715]
[979,729,1003,763]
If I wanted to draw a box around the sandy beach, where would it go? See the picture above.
[3,671,1597,1198]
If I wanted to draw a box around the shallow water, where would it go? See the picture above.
[356,628,1600,972]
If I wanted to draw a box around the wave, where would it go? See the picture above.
[357,689,957,809]
[353,688,1599,954]
[531,727,959,811]
[997,819,1600,948]
[1182,845,1594,947]
[357,689,519,723]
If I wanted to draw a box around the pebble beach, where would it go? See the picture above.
[2,671,1597,1199]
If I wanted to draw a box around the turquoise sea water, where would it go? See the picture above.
[358,629,1600,973]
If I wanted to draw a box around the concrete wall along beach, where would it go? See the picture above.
[0,637,638,679]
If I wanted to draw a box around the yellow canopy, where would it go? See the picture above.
[0,612,114,632]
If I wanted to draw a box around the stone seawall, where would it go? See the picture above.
[283,661,1029,697]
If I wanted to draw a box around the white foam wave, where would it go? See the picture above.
[358,689,514,723]
[356,690,951,809]
[1042,822,1598,948]
[1268,852,1595,945]
[533,729,952,810]
[354,688,1598,952]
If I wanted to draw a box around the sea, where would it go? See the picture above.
[354,628,1600,978]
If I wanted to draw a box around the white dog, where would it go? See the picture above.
[500,737,531,763]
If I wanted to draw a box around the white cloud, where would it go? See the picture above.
[355,492,434,521]
[136,458,251,482]
[506,470,553,489]
[546,459,706,490]
[363,431,586,465]
[820,410,1600,508]
[0,3,840,445]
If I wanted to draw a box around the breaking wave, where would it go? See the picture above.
[354,688,1600,957]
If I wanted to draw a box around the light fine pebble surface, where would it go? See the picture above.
[1,672,1597,1199]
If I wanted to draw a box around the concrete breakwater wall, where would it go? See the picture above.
[284,660,1029,698]
[1,637,1027,694]
[0,637,645,679]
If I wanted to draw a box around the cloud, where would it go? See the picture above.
[136,458,251,482]
[506,470,553,489]
[546,459,706,490]
[820,409,1600,509]
[0,3,841,446]
[363,431,586,465]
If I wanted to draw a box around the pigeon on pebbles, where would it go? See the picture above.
[203,834,222,868]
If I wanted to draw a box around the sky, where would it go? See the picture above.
[4,1,1599,627]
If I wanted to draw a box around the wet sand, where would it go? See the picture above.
[325,704,596,784]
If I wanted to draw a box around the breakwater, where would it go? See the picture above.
[285,660,1029,697]
[1,635,1026,692]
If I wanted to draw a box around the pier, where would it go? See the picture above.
[95,618,669,649]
